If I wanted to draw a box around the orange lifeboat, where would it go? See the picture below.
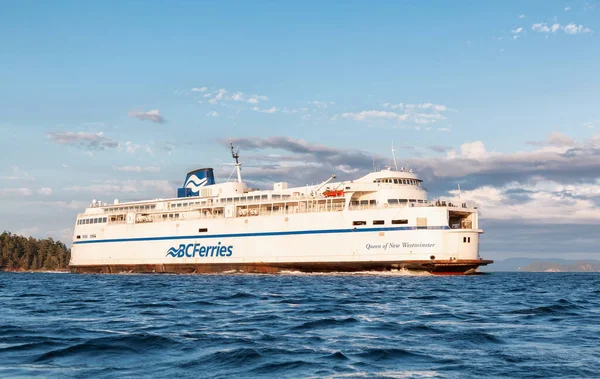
[323,189,344,197]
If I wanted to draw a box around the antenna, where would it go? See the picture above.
[391,141,398,171]
[230,142,242,182]
[457,184,461,200]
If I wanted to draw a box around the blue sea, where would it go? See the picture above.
[0,272,599,378]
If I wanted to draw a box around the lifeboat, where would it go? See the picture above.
[322,189,344,197]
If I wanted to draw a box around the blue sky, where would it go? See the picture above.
[1,1,599,260]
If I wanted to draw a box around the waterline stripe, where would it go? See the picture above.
[72,226,450,245]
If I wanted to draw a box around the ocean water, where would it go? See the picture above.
[0,272,599,379]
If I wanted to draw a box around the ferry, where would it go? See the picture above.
[69,144,493,275]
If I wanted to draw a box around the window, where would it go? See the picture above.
[353,221,367,226]
[393,179,399,184]
[463,237,467,243]
[261,195,268,199]
[392,219,408,225]
[373,220,385,225]
[76,235,81,239]
[370,200,377,205]
[399,199,408,205]
[272,194,281,199]
[388,199,398,204]
[90,234,96,238]
[198,228,208,233]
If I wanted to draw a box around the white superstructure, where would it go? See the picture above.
[70,145,492,275]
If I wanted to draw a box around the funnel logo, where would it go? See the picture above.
[185,174,208,193]
[166,242,233,258]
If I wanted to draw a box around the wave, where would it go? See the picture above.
[32,334,179,363]
[354,347,440,363]
[291,317,359,331]
[509,299,583,315]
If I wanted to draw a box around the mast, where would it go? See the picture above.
[230,142,242,183]
[392,141,398,171]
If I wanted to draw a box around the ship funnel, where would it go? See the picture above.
[177,168,215,198]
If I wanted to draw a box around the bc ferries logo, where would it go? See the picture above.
[185,174,208,193]
[166,242,233,258]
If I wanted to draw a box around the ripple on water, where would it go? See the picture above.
[0,271,599,378]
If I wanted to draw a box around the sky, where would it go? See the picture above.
[1,1,599,260]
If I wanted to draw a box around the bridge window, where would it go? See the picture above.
[373,220,384,225]
[353,221,367,226]
[392,219,408,225]
[388,199,399,204]
[198,228,208,233]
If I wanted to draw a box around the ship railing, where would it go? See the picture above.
[99,197,475,226]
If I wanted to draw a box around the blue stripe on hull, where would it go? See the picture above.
[72,226,451,245]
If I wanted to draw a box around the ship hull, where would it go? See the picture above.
[70,207,492,275]
[69,259,492,275]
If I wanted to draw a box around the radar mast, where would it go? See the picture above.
[230,142,242,183]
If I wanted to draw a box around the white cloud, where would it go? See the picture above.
[337,110,401,121]
[531,22,592,34]
[47,131,119,150]
[37,188,52,196]
[532,23,551,32]
[519,14,526,19]
[563,23,592,34]
[334,103,452,125]
[584,121,599,129]
[251,106,279,114]
[552,23,561,32]
[564,6,572,11]
[128,109,165,124]
[202,88,269,104]
[206,111,219,117]
[191,87,208,92]
[113,166,161,173]
[0,188,33,197]
[512,27,524,34]
[64,180,174,197]
[444,180,600,224]
[312,100,334,109]
[0,166,35,181]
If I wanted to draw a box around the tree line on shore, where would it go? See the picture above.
[0,231,70,271]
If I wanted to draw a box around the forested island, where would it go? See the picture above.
[0,232,71,271]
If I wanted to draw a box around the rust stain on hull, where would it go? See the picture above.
[69,259,493,275]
